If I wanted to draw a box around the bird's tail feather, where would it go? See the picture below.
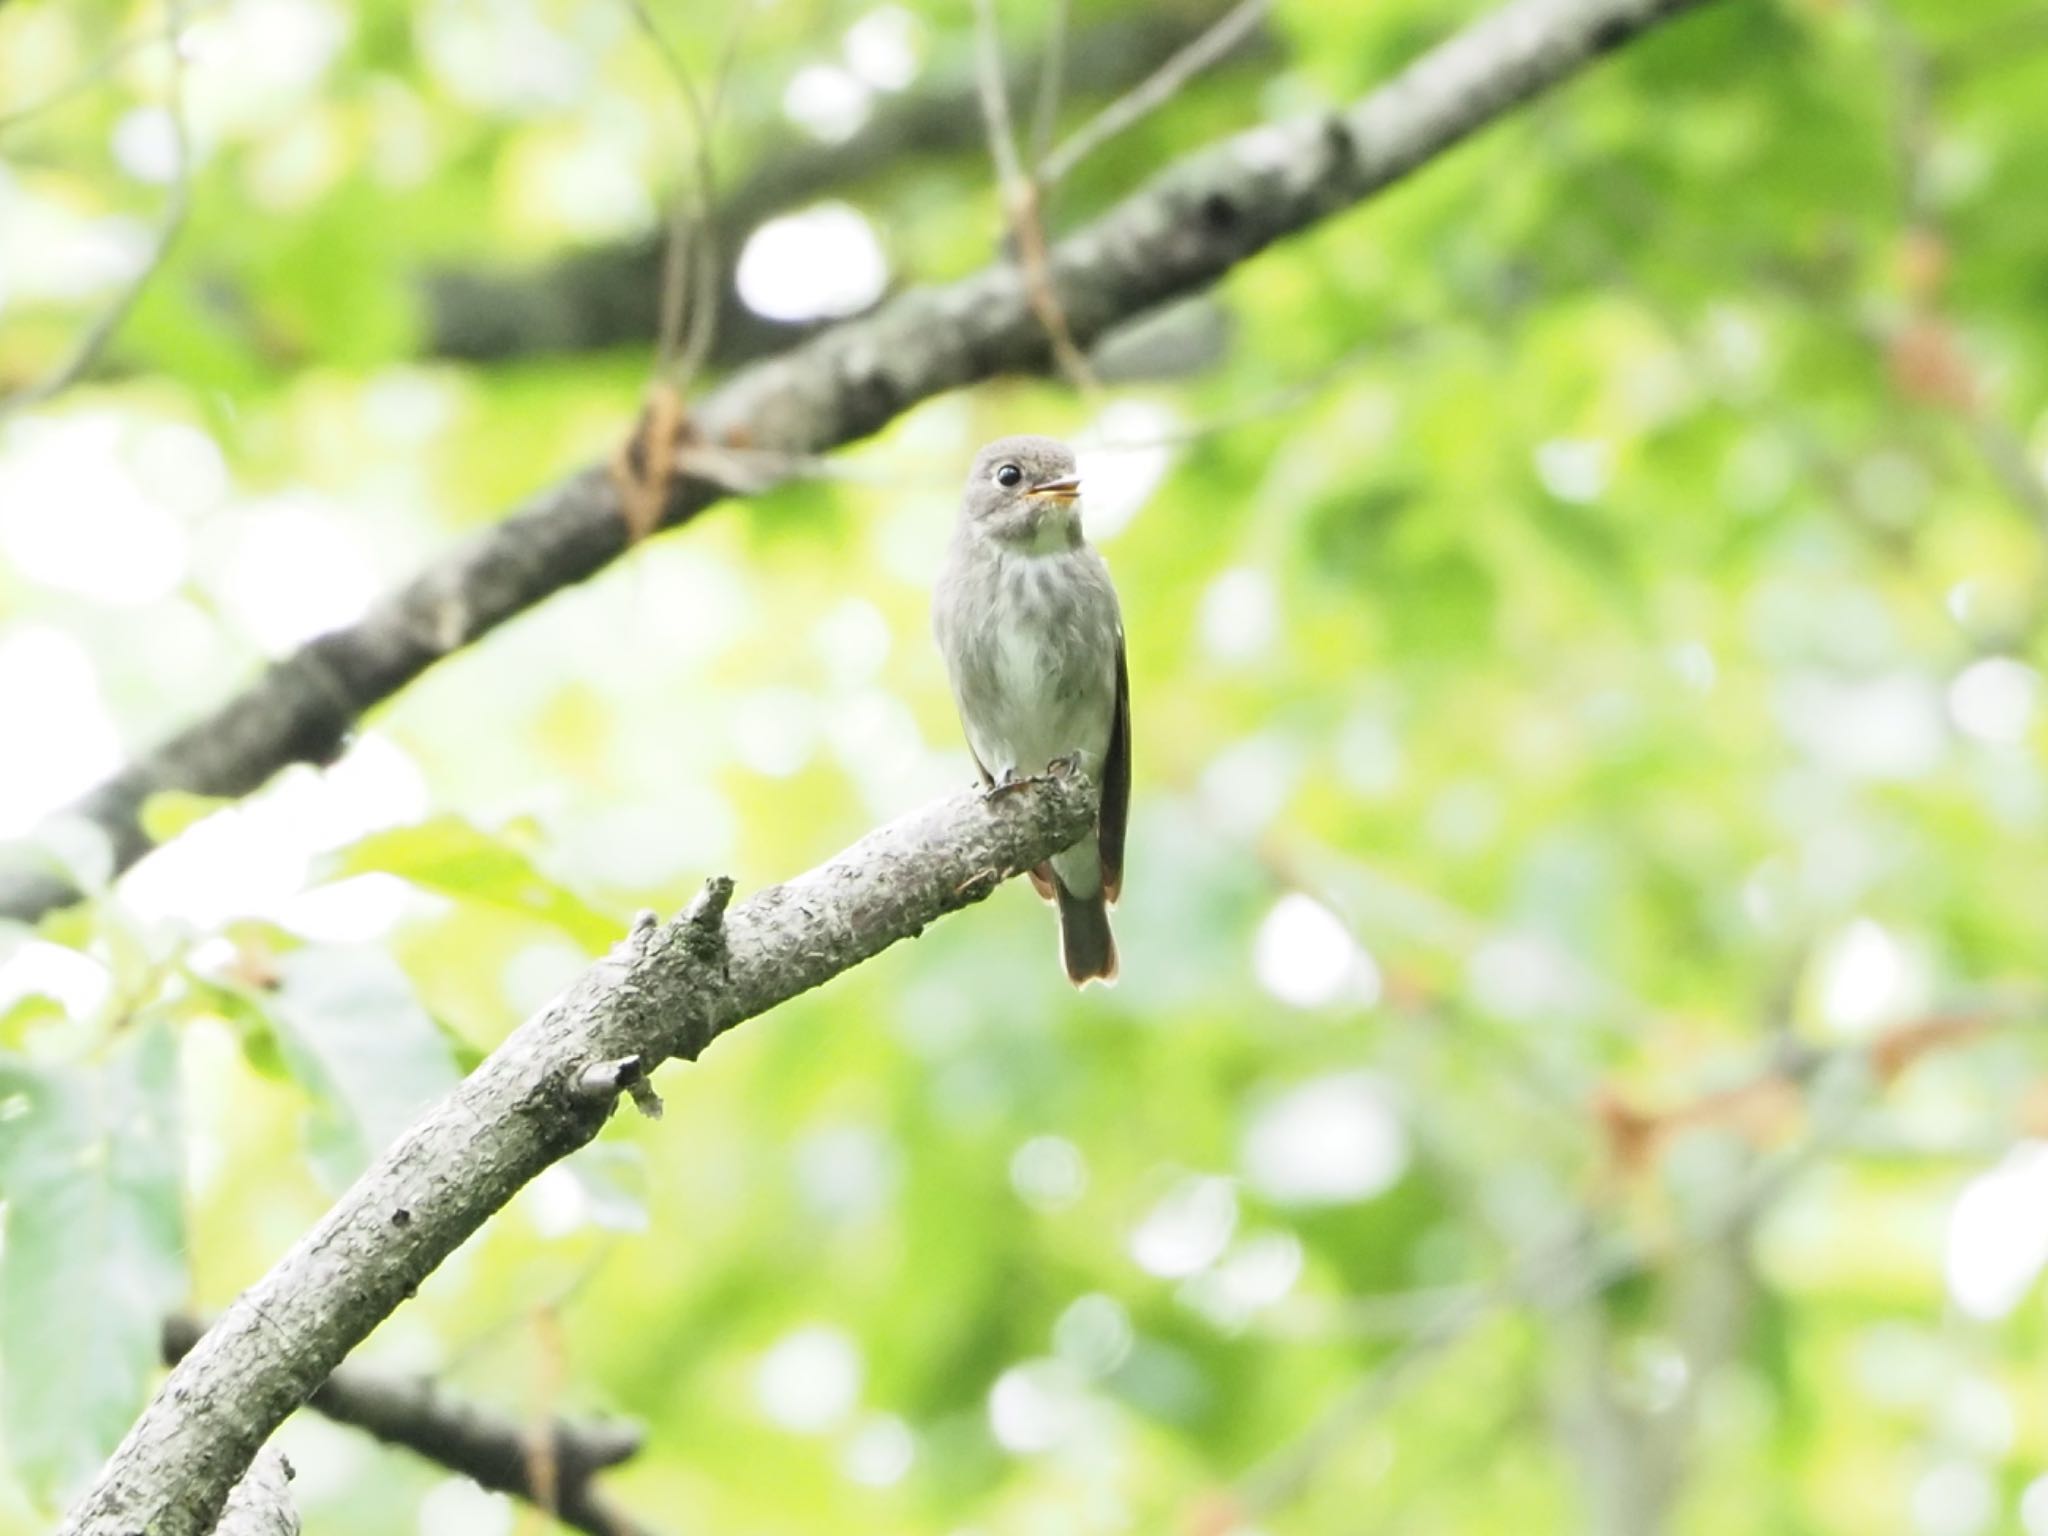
[1055,879,1118,987]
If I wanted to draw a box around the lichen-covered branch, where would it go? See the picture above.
[163,1317,658,1536]
[60,774,1098,1536]
[0,0,1712,928]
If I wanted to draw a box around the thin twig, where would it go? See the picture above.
[968,0,1028,211]
[970,0,1097,390]
[619,0,743,386]
[608,3,754,550]
[619,0,710,373]
[1039,0,1271,187]
[676,9,751,385]
[1028,0,1072,164]
[654,183,699,377]
[1076,326,1446,457]
[0,0,191,417]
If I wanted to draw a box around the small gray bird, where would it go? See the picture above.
[933,435,1130,986]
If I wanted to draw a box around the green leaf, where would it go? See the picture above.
[0,1025,185,1509]
[324,816,621,952]
[178,976,291,1080]
[268,948,463,1189]
[0,994,67,1049]
[137,791,232,843]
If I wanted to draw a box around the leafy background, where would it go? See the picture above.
[5,0,2048,1531]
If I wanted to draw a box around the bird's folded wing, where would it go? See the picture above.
[1101,632,1130,905]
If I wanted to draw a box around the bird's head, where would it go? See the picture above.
[960,435,1084,551]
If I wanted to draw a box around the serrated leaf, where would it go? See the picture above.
[268,948,462,1189]
[0,1025,185,1509]
[137,791,232,843]
[325,816,620,952]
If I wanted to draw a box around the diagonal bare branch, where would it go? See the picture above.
[61,773,1101,1536]
[0,0,1717,927]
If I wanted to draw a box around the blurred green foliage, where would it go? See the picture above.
[5,0,2048,1531]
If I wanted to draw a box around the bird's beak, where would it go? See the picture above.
[1027,476,1082,502]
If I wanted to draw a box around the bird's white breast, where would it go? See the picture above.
[994,614,1049,710]
[960,550,1111,780]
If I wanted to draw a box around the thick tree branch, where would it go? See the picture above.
[163,1316,657,1536]
[60,774,1098,1536]
[0,0,1714,926]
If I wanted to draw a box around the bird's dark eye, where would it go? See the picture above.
[994,463,1023,488]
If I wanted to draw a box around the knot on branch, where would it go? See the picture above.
[568,1055,663,1121]
[611,384,698,543]
[667,875,735,1062]
[680,875,735,953]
